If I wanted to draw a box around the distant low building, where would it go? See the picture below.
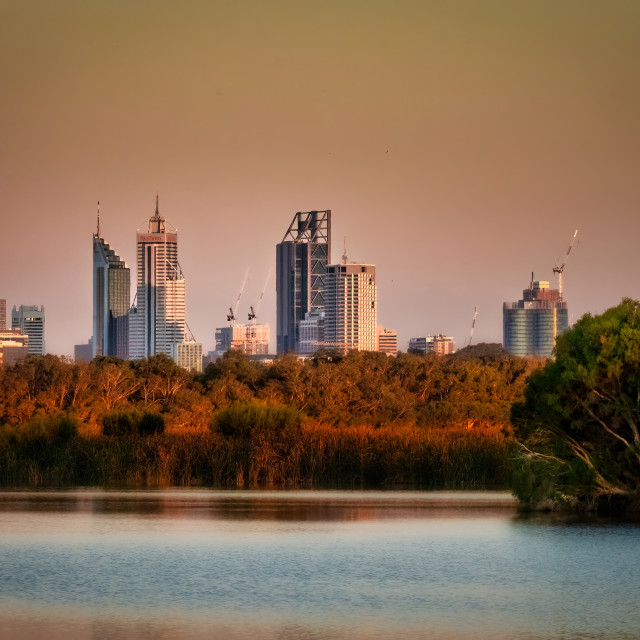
[171,340,203,373]
[74,339,93,363]
[0,329,30,366]
[409,334,455,356]
[215,323,270,356]
[298,311,325,357]
[377,326,398,356]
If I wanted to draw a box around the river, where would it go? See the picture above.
[0,490,638,639]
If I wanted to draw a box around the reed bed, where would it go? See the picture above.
[0,421,512,488]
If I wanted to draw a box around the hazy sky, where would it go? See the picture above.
[1,0,639,355]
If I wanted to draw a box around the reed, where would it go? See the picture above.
[0,419,512,488]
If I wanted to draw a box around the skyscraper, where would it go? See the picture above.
[503,277,569,358]
[276,210,331,354]
[324,262,377,353]
[129,197,185,359]
[93,205,130,359]
[12,305,45,355]
[0,299,6,330]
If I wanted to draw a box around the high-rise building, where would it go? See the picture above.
[129,197,186,359]
[324,262,377,353]
[93,206,130,359]
[215,323,270,356]
[276,210,331,354]
[12,305,45,355]
[503,278,569,358]
[0,329,29,366]
[0,299,6,330]
[74,339,93,363]
[377,326,398,356]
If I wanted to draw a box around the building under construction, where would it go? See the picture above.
[276,210,331,354]
[503,278,569,358]
[215,323,270,356]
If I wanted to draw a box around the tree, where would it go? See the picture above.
[511,299,640,512]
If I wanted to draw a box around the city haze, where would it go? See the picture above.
[1,0,639,355]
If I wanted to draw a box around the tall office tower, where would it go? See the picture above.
[0,299,6,330]
[12,305,45,355]
[324,262,377,353]
[503,277,569,358]
[129,197,185,359]
[93,207,130,359]
[377,326,398,356]
[276,210,331,354]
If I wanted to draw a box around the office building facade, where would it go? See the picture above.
[93,222,130,359]
[408,334,455,356]
[503,278,569,358]
[0,329,29,366]
[377,327,398,356]
[171,340,203,373]
[324,263,377,353]
[276,210,331,354]
[129,198,186,359]
[298,310,325,356]
[12,305,45,355]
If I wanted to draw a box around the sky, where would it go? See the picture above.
[1,0,639,355]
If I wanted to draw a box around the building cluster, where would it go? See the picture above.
[272,210,399,357]
[1,201,575,369]
[74,199,203,372]
[0,299,46,366]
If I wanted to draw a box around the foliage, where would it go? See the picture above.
[212,402,304,440]
[511,299,640,512]
[102,409,165,437]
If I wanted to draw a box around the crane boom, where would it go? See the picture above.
[227,269,249,325]
[465,306,478,348]
[248,269,272,323]
[552,229,578,298]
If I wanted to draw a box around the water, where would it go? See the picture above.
[0,490,639,639]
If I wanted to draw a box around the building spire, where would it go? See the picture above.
[155,193,160,217]
[97,201,101,238]
[342,236,348,264]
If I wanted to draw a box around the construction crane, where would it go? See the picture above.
[552,229,578,299]
[465,306,478,348]
[227,269,249,325]
[248,269,271,324]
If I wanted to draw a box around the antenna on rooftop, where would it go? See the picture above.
[97,201,101,238]
[342,236,348,264]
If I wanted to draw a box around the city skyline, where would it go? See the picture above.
[1,1,639,356]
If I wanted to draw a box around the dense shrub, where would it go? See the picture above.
[211,402,305,440]
[102,409,165,436]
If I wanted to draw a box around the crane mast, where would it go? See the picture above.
[552,229,578,299]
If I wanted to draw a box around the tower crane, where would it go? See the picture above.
[227,269,249,325]
[465,306,478,348]
[248,269,271,324]
[552,230,578,299]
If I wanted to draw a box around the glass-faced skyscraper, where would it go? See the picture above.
[93,208,130,359]
[503,278,569,358]
[129,197,185,359]
[276,210,331,354]
[11,304,45,355]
